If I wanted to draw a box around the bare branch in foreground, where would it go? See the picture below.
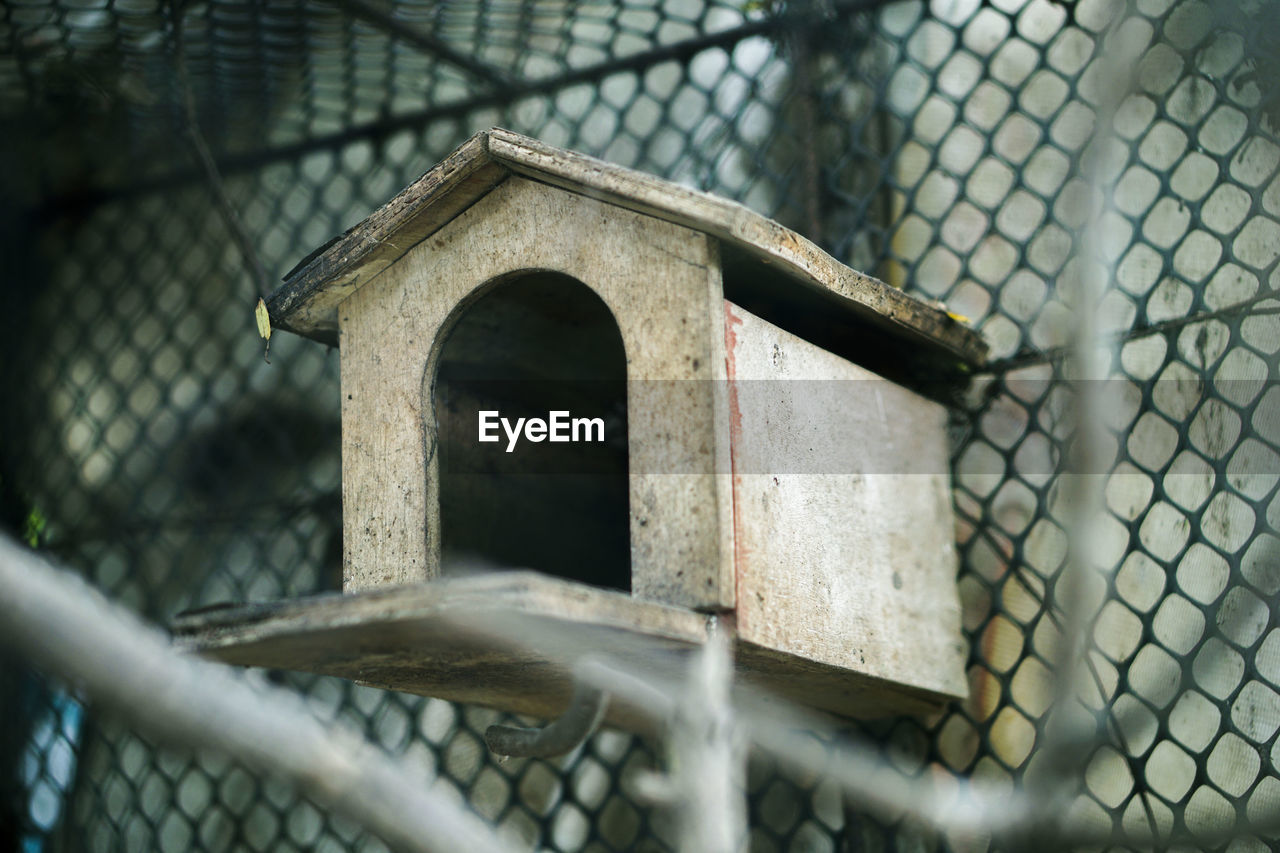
[0,534,514,853]
[475,612,1280,850]
[667,622,745,853]
[1029,10,1155,833]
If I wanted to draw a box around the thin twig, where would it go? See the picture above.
[981,299,1280,375]
[40,495,339,551]
[0,534,515,853]
[170,1,273,301]
[484,681,606,758]
[788,27,824,245]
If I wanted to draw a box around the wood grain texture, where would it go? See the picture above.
[340,176,736,608]
[170,573,952,725]
[269,128,986,369]
[724,301,968,701]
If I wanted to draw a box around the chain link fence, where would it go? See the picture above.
[2,0,1278,849]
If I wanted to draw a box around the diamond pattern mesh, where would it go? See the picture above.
[1,0,1278,850]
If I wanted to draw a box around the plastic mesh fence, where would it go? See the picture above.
[1,0,1278,850]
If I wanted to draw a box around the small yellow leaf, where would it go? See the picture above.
[255,298,272,341]
[946,310,971,325]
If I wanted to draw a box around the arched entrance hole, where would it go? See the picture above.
[431,271,630,592]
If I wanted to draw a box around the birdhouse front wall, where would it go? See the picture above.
[336,176,737,610]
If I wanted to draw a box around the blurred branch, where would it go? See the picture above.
[169,2,273,301]
[1023,9,1149,834]
[471,592,1280,849]
[48,0,896,212]
[746,684,1280,851]
[575,656,677,719]
[0,534,514,853]
[667,623,745,853]
[15,523,1273,853]
[469,616,1047,845]
[41,494,339,550]
[323,0,514,89]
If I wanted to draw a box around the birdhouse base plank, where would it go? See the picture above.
[172,573,953,727]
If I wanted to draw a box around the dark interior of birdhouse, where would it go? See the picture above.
[431,270,631,592]
[719,245,968,402]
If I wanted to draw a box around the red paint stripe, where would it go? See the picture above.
[723,300,746,630]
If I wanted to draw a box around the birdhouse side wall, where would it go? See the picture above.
[723,301,968,701]
[337,176,736,610]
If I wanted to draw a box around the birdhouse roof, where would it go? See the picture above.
[268,127,987,373]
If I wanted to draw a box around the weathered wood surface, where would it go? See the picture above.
[268,133,506,342]
[724,302,968,701]
[487,130,985,370]
[340,176,736,609]
[269,128,987,370]
[171,573,953,724]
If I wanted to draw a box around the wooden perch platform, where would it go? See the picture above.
[172,573,954,728]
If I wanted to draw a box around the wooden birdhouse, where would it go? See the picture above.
[176,129,987,723]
